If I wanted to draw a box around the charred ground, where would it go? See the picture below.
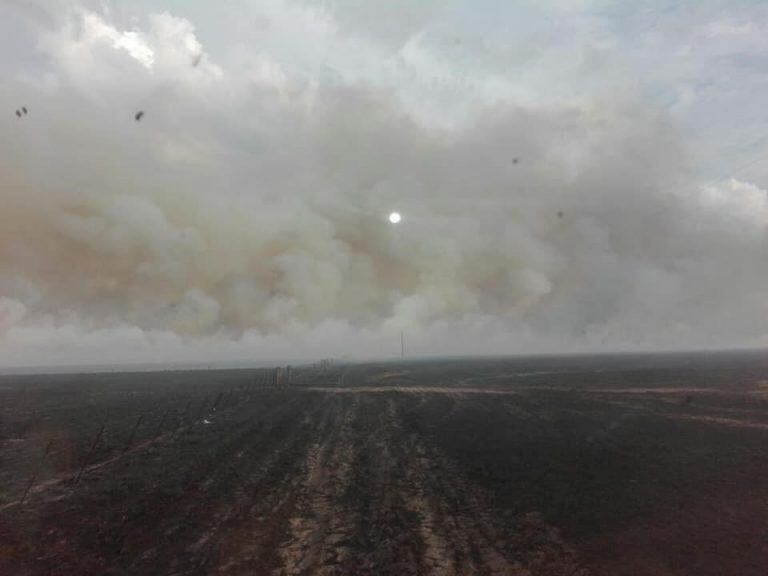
[2,353,768,575]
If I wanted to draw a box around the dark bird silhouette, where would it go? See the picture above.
[22,107,27,115]
[192,53,203,67]
[15,110,21,118]
[134,111,144,121]
[557,211,564,219]
[512,157,519,164]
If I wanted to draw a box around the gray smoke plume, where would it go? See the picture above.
[1,1,768,366]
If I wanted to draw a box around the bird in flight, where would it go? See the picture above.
[22,107,27,115]
[15,110,21,118]
[135,111,145,121]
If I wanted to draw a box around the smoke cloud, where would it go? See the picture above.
[2,1,768,366]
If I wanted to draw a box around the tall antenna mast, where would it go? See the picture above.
[400,331,404,359]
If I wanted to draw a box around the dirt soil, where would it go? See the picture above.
[2,352,768,575]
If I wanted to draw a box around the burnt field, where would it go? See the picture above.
[2,353,768,575]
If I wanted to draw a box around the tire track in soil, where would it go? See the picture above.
[404,438,589,576]
[166,393,339,576]
[199,393,341,575]
[392,398,519,576]
[267,392,590,576]
[121,394,321,575]
[13,393,323,576]
[394,394,591,576]
[5,387,591,576]
[276,394,359,575]
[339,394,424,575]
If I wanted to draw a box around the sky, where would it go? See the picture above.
[2,0,768,366]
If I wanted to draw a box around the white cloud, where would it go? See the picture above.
[82,12,155,68]
[697,179,768,234]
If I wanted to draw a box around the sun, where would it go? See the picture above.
[388,211,402,224]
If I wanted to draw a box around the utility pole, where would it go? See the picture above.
[400,331,404,359]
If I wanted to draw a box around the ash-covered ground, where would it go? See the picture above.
[2,353,768,575]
